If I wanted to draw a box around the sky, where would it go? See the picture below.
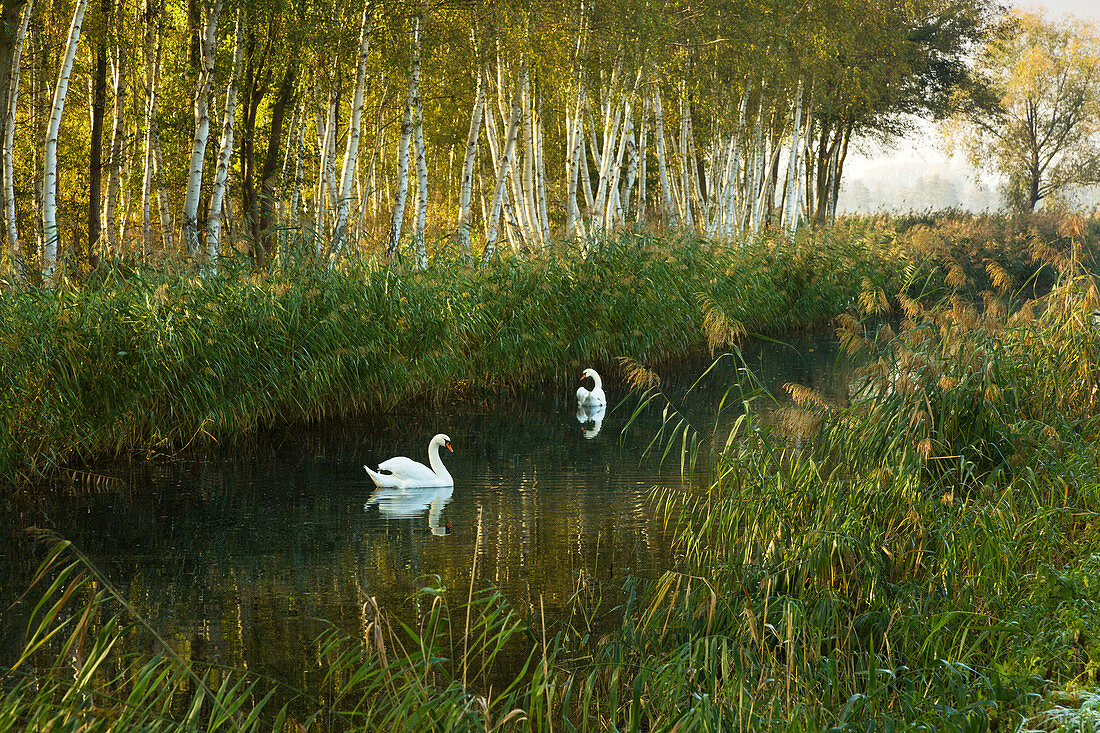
[844,0,1100,199]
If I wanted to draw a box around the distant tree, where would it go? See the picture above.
[951,10,1100,211]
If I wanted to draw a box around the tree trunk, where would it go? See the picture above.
[564,86,584,238]
[783,78,803,235]
[637,98,647,222]
[103,37,126,256]
[152,129,173,249]
[387,15,419,256]
[256,60,296,262]
[87,0,109,268]
[181,0,224,254]
[456,68,485,258]
[42,0,90,281]
[480,72,522,267]
[2,0,30,277]
[140,0,162,252]
[205,3,243,265]
[652,87,675,227]
[534,93,550,244]
[331,4,373,258]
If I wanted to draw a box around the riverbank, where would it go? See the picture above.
[0,228,875,481]
[5,214,1100,729]
[4,214,1082,482]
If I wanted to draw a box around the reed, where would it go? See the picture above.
[6,214,1100,731]
[1,228,905,480]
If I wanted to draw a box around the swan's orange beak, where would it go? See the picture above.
[445,441,453,452]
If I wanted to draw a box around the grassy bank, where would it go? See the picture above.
[5,214,1086,482]
[7,223,1100,730]
[1,228,898,481]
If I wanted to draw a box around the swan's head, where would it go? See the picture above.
[432,433,454,452]
[580,368,599,384]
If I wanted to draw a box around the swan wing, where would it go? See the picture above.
[376,456,441,482]
[576,386,590,403]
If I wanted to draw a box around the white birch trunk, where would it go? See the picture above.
[205,3,243,265]
[783,78,804,235]
[748,102,766,234]
[678,93,694,230]
[604,95,632,229]
[621,105,638,219]
[412,71,427,269]
[103,45,126,256]
[579,120,594,212]
[564,88,585,238]
[387,15,419,254]
[323,83,338,222]
[520,69,537,243]
[42,0,90,281]
[652,87,675,226]
[480,73,522,267]
[456,69,485,256]
[3,0,32,277]
[534,94,550,244]
[332,5,373,258]
[181,0,224,254]
[592,94,622,228]
[637,99,648,222]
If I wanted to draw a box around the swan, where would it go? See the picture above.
[364,433,453,489]
[576,368,606,407]
[365,485,454,535]
[576,402,606,440]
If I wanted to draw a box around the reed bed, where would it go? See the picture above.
[6,215,1100,730]
[1,229,899,480]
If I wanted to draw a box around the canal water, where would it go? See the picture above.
[1,336,849,693]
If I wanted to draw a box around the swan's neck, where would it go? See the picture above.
[590,372,603,391]
[428,442,452,481]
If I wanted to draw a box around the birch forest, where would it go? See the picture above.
[1,0,995,277]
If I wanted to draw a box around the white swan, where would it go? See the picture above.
[576,368,607,407]
[364,433,453,488]
[365,485,454,535]
[576,402,606,440]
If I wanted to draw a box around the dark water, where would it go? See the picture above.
[1,336,849,690]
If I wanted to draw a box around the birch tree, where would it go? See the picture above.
[387,15,420,256]
[206,4,245,264]
[456,68,485,257]
[181,0,224,254]
[331,4,374,258]
[480,71,523,267]
[2,0,31,276]
[103,32,127,255]
[42,0,90,281]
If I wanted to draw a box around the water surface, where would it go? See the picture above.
[2,337,849,690]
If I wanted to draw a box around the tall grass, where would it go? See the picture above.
[1,229,901,480]
[6,215,1100,731]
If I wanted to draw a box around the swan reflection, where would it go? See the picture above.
[365,485,453,536]
[576,402,606,440]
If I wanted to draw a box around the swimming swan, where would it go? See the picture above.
[364,433,453,488]
[576,368,606,407]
